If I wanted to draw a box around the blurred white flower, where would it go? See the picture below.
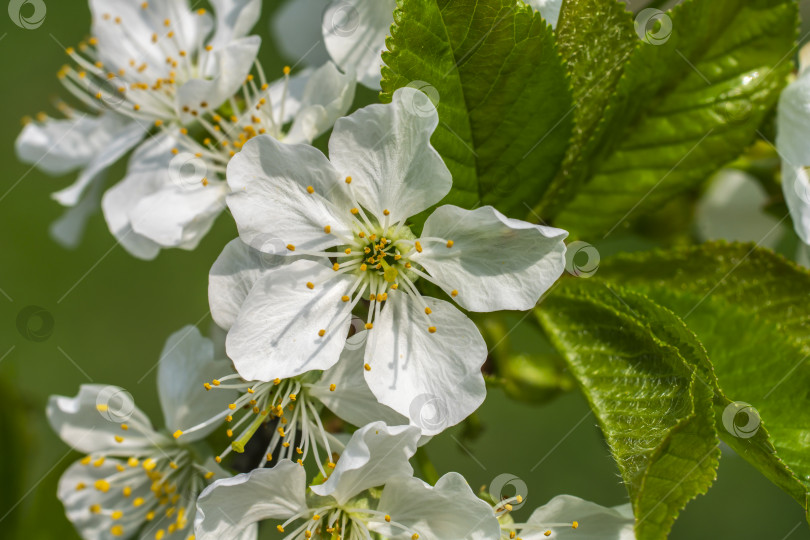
[47,326,252,540]
[777,43,810,245]
[194,421,501,540]
[16,0,354,259]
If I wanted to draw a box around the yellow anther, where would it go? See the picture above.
[289,394,297,401]
[203,382,211,390]
[93,457,105,467]
[333,263,340,271]
[391,283,399,290]
[369,294,376,301]
[306,282,315,289]
[318,329,326,337]
[142,458,157,471]
[324,225,332,233]
[572,521,579,529]
[121,424,129,431]
[415,241,423,253]
[164,18,170,26]
[287,244,296,251]
[215,456,222,463]
[173,430,183,439]
[226,429,233,437]
[90,504,102,514]
[283,66,291,75]
[385,515,391,522]
[266,453,273,461]
[428,326,437,333]
[211,379,221,386]
[133,497,144,507]
[307,186,314,194]
[228,403,237,410]
[205,471,215,480]
[226,415,233,422]
[345,176,352,184]
[146,511,155,521]
[156,530,165,540]
[75,482,86,491]
[544,532,551,537]
[329,383,337,391]
[425,307,432,314]
[359,232,366,238]
[133,104,141,111]
[446,240,454,248]
[277,525,285,533]
[351,208,359,215]
[360,264,368,271]
[65,46,75,55]
[383,209,390,216]
[112,510,123,520]
[274,378,281,385]
[114,435,124,443]
[110,525,124,536]
[96,404,109,413]
[365,323,373,330]
[364,363,371,371]
[516,495,523,503]
[197,8,206,14]
[341,295,350,302]
[505,504,513,511]
[412,535,419,540]
[451,289,458,297]
[127,457,139,467]
[94,480,110,493]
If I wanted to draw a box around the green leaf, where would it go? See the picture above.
[540,0,798,237]
[536,280,720,539]
[538,0,637,215]
[381,0,573,217]
[598,242,810,517]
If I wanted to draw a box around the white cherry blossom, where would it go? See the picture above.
[47,326,251,540]
[211,87,568,435]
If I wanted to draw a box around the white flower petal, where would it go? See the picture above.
[364,293,487,436]
[208,0,262,50]
[49,172,105,249]
[90,0,209,76]
[527,0,562,28]
[521,495,635,540]
[372,473,501,540]
[413,205,568,312]
[57,459,144,540]
[226,259,355,381]
[285,62,357,145]
[51,121,147,207]
[310,421,419,505]
[271,0,331,67]
[101,133,177,260]
[209,239,282,331]
[777,72,810,244]
[329,87,451,224]
[322,0,396,89]
[226,134,352,253]
[781,164,810,244]
[129,181,228,250]
[195,462,307,540]
[176,36,261,123]
[158,325,239,440]
[15,113,132,176]
[47,385,160,454]
[310,331,409,429]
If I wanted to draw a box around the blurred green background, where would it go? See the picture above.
[1,1,809,539]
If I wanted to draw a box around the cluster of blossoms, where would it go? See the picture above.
[31,1,640,539]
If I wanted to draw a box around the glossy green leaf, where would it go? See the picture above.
[380,0,573,217]
[536,281,720,539]
[598,242,810,519]
[541,0,798,237]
